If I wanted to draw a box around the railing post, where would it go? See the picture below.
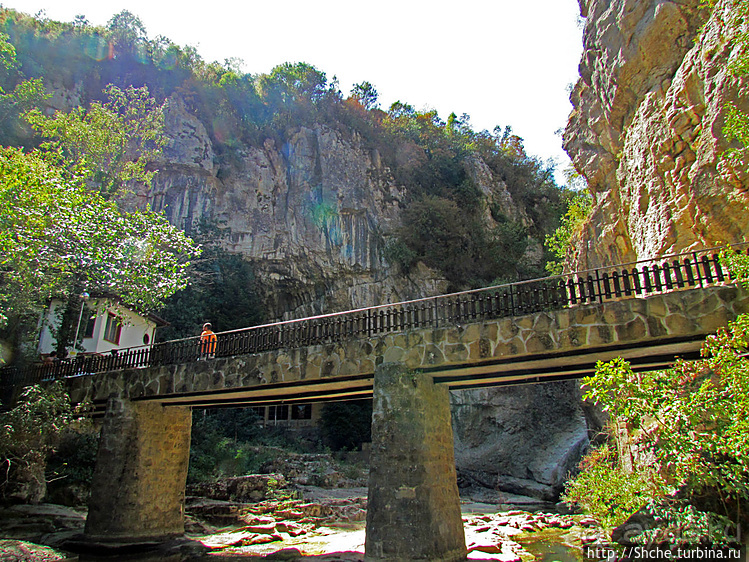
[509,284,516,316]
[595,269,604,302]
[702,255,714,284]
[693,252,704,287]
[673,260,684,288]
[714,254,725,282]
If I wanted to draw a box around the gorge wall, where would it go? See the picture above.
[150,101,534,319]
[564,0,749,269]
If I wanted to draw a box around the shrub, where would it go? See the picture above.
[320,400,372,451]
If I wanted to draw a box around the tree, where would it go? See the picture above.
[0,32,48,147]
[717,1,749,175]
[157,221,264,340]
[320,400,372,451]
[544,188,592,274]
[24,84,166,200]
[0,382,88,503]
[0,146,199,334]
[350,81,379,110]
[106,10,148,60]
[0,33,198,356]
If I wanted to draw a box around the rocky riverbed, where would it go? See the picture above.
[0,483,602,561]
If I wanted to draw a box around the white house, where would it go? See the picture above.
[37,297,168,357]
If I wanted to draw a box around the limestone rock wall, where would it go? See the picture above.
[150,102,427,318]
[147,100,538,319]
[564,0,749,269]
[451,382,589,501]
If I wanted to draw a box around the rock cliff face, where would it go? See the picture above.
[564,0,749,269]
[150,100,446,319]
[451,382,590,501]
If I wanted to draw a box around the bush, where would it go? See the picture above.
[563,444,657,529]
[565,251,749,541]
[320,400,372,451]
[0,382,89,503]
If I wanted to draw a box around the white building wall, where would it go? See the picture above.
[38,299,157,356]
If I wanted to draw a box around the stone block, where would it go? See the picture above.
[525,333,555,354]
[493,340,520,358]
[646,297,669,318]
[588,325,614,346]
[463,323,482,343]
[515,316,535,331]
[496,318,519,342]
[383,346,405,363]
[602,301,636,324]
[551,323,582,354]
[615,317,648,341]
[532,313,554,332]
[573,305,602,326]
[664,313,698,335]
[484,322,499,344]
[695,308,733,333]
[445,343,469,363]
[423,344,445,366]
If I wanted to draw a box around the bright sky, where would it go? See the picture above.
[4,0,584,184]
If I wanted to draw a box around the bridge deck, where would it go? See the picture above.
[3,247,747,411]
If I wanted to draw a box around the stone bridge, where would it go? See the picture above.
[9,249,749,561]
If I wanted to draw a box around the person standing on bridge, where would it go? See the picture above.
[200,322,217,359]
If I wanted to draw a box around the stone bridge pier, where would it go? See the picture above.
[83,397,192,545]
[365,362,467,562]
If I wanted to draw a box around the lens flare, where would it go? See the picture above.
[84,35,112,61]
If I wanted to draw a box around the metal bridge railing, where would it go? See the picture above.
[2,244,747,389]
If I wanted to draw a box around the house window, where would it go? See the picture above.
[267,405,288,422]
[291,404,312,420]
[103,313,122,344]
[82,310,97,339]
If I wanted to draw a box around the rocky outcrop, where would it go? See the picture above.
[564,0,749,269]
[150,103,449,318]
[452,382,590,501]
[141,61,577,501]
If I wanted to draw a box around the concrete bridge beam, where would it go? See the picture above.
[83,397,191,545]
[365,362,466,562]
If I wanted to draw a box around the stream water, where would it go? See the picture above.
[520,537,584,562]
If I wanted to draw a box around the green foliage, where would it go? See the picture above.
[720,0,749,163]
[350,81,378,110]
[45,427,98,492]
[391,195,531,288]
[0,382,88,502]
[0,146,199,330]
[157,220,264,340]
[24,84,166,199]
[382,238,418,275]
[187,408,318,483]
[545,188,592,274]
[566,248,749,536]
[319,400,372,451]
[563,444,656,529]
